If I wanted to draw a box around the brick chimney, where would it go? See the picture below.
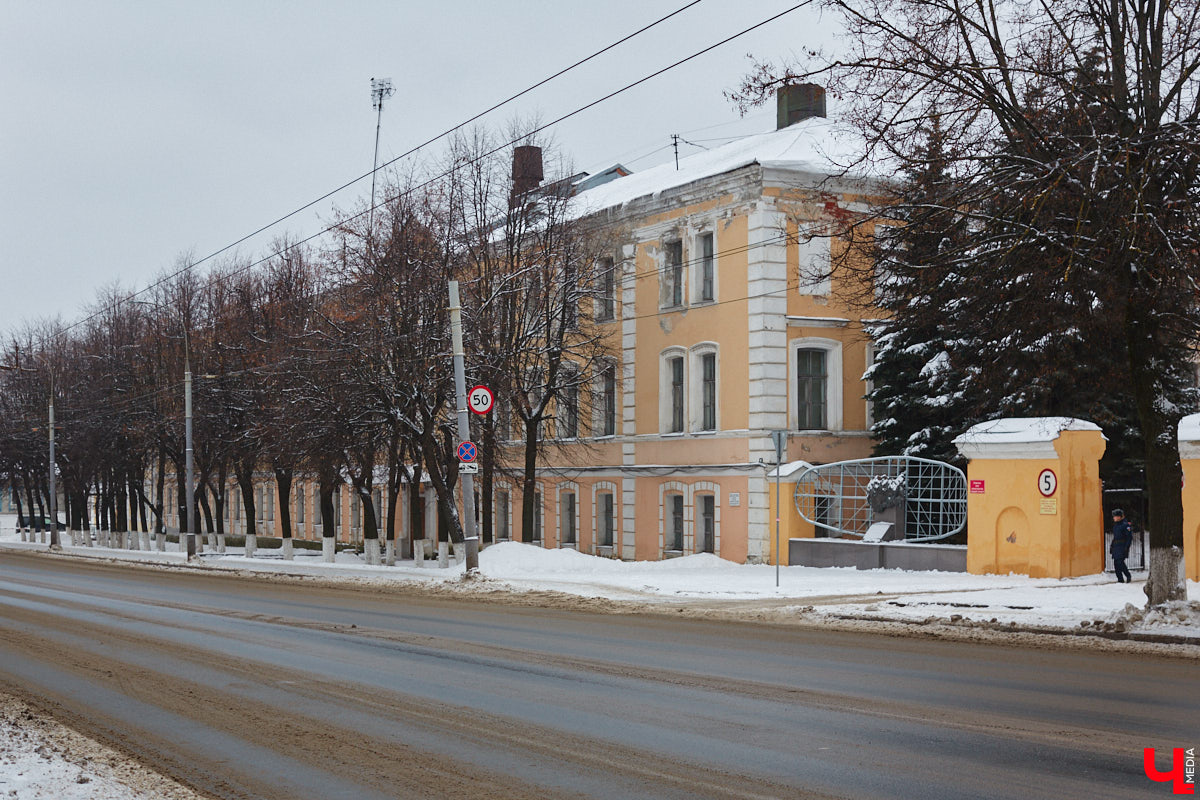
[511,145,544,202]
[776,83,826,129]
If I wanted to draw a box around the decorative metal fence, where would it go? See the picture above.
[793,456,968,541]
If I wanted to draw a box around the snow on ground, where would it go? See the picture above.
[1,515,1197,795]
[2,514,1197,640]
[0,691,203,800]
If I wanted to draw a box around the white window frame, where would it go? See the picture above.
[789,337,843,432]
[592,482,618,553]
[661,239,685,309]
[658,481,690,555]
[594,360,618,438]
[659,347,688,434]
[689,343,719,433]
[557,483,579,547]
[796,228,832,296]
[693,482,721,555]
[594,256,617,322]
[692,229,717,304]
[495,485,512,541]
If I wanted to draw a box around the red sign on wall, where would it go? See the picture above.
[969,479,986,494]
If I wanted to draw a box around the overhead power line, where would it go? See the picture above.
[53,0,809,345]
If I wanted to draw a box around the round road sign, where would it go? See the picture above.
[468,384,494,415]
[457,440,478,463]
[1037,468,1057,497]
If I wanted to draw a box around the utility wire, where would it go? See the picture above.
[36,1,703,341]
[50,1,810,345]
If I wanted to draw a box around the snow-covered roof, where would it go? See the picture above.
[1180,413,1200,443]
[571,117,866,216]
[953,417,1104,460]
[955,417,1102,445]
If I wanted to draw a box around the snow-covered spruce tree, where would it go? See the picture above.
[865,119,974,465]
[733,0,1200,605]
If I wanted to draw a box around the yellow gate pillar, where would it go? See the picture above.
[1179,414,1200,581]
[954,418,1106,578]
[765,461,816,566]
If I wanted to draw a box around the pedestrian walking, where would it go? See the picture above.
[1110,508,1133,583]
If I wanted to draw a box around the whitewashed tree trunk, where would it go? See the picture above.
[140,530,151,550]
[216,533,226,553]
[365,538,381,566]
[281,538,294,560]
[384,539,395,566]
[156,532,166,551]
[244,533,257,558]
[322,536,336,562]
[1145,546,1188,606]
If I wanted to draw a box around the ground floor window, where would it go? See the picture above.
[597,492,614,547]
[667,493,684,551]
[698,494,715,553]
[560,491,576,545]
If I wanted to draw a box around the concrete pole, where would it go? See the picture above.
[48,396,60,551]
[184,347,196,560]
[448,281,479,573]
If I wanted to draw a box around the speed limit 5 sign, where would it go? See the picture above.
[1037,468,1057,497]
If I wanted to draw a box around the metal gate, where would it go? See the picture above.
[793,456,967,541]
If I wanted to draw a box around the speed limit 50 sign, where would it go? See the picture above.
[468,385,494,415]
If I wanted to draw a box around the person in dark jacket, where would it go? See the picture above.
[1110,508,1133,583]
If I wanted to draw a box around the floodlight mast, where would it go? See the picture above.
[368,77,395,251]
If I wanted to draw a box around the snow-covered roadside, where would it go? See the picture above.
[2,514,1197,641]
[0,691,204,800]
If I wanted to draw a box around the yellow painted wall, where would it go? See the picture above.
[765,478,815,565]
[964,429,1105,577]
[1183,458,1200,581]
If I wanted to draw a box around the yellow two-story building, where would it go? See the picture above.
[493,85,881,564]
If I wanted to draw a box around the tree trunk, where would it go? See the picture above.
[236,466,257,558]
[1127,334,1188,606]
[519,417,540,543]
[274,466,293,561]
[319,474,336,563]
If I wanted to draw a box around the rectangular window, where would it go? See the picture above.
[600,363,617,437]
[670,356,684,433]
[668,494,684,551]
[797,349,828,430]
[597,257,616,321]
[699,232,714,302]
[372,489,382,526]
[234,491,241,521]
[559,383,579,439]
[352,493,360,528]
[561,492,576,545]
[297,486,305,524]
[267,488,274,522]
[598,492,614,547]
[255,487,263,522]
[334,488,341,531]
[700,352,717,431]
[665,241,683,307]
[699,495,715,553]
[533,491,542,541]
[497,491,510,540]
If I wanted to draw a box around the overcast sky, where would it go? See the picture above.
[1,0,835,335]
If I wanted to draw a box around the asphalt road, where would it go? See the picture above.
[0,551,1194,799]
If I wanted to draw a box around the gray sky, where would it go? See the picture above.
[1,0,834,334]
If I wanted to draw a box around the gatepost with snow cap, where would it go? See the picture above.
[1178,413,1200,581]
[954,418,1106,578]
